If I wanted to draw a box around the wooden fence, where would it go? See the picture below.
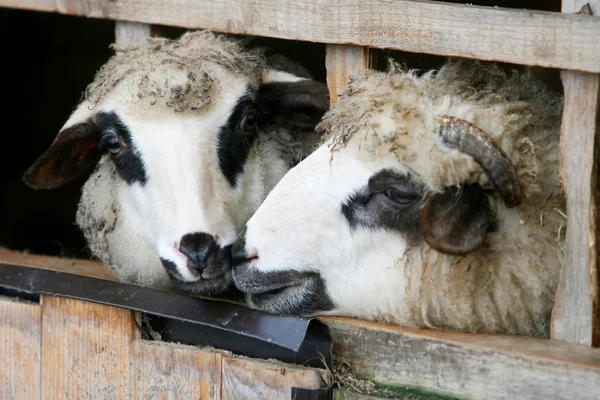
[1,0,600,399]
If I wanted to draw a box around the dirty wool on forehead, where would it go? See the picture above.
[234,59,565,337]
[321,59,560,201]
[85,31,263,112]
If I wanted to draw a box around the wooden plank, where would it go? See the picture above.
[41,295,135,399]
[321,316,600,400]
[552,70,600,347]
[551,0,600,347]
[0,248,118,282]
[130,340,222,399]
[115,21,153,48]
[222,356,326,400]
[326,45,375,108]
[0,297,41,400]
[1,0,600,73]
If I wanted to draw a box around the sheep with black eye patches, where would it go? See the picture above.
[23,31,328,295]
[231,59,565,337]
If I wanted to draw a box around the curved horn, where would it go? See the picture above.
[435,115,522,208]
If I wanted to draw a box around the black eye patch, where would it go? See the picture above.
[96,111,148,186]
[341,169,424,242]
[217,95,258,187]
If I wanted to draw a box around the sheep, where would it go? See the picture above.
[230,59,565,337]
[22,31,328,293]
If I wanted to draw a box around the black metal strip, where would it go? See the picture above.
[0,263,332,368]
[291,387,332,400]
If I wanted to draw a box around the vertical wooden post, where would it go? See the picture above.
[325,45,377,108]
[115,21,157,48]
[0,297,41,400]
[552,1,600,347]
[41,296,136,399]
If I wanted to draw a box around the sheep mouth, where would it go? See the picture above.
[232,265,335,316]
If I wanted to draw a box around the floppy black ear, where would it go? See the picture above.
[256,80,329,130]
[419,184,495,255]
[23,121,101,189]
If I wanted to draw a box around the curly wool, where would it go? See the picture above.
[320,58,563,204]
[84,31,265,113]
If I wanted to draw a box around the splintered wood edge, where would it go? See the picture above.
[2,0,600,72]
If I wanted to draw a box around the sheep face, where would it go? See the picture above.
[23,32,328,294]
[231,61,563,335]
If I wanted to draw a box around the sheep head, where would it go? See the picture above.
[229,59,563,337]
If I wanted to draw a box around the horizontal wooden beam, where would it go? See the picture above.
[321,316,600,400]
[2,0,600,72]
[0,248,117,282]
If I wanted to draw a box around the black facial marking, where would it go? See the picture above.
[233,264,334,316]
[217,95,257,186]
[161,254,234,297]
[96,111,148,185]
[179,232,217,272]
[341,169,425,243]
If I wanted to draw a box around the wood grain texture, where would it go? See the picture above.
[115,21,153,48]
[1,0,600,72]
[0,297,41,400]
[551,68,600,347]
[326,45,375,108]
[131,340,222,400]
[0,248,118,282]
[41,295,135,400]
[321,316,600,400]
[222,356,326,400]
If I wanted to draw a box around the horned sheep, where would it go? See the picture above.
[231,59,564,337]
[23,31,328,294]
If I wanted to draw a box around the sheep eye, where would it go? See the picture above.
[101,132,122,154]
[237,110,257,134]
[384,187,417,205]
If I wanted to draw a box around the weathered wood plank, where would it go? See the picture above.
[0,297,41,400]
[131,340,222,399]
[2,0,600,72]
[222,356,326,400]
[41,295,135,399]
[326,45,375,108]
[322,316,600,400]
[115,21,153,48]
[0,248,118,282]
[551,23,600,345]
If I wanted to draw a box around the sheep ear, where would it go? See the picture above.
[23,121,101,189]
[419,184,494,255]
[256,79,329,130]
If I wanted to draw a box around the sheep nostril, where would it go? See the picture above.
[178,232,217,272]
[247,248,258,260]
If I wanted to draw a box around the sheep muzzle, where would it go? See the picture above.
[435,115,522,208]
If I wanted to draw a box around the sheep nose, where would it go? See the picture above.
[179,232,217,272]
[231,228,258,265]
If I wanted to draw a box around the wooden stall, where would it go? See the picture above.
[1,0,600,399]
